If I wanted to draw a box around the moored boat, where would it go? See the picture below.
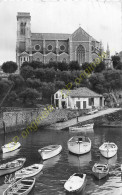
[0,158,26,176]
[69,123,94,132]
[38,145,62,160]
[15,164,43,178]
[64,173,86,193]
[99,142,118,158]
[68,136,91,155]
[3,177,35,195]
[2,142,21,153]
[92,163,109,179]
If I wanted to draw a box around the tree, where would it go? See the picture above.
[57,62,68,71]
[44,68,56,82]
[81,62,91,70]
[7,91,18,106]
[1,61,18,73]
[0,80,12,97]
[55,81,65,90]
[21,61,43,69]
[8,74,25,90]
[116,62,122,70]
[26,78,41,88]
[111,55,120,69]
[94,61,105,72]
[20,66,34,79]
[69,61,80,71]
[19,88,40,104]
[41,82,55,98]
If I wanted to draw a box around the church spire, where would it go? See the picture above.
[106,43,110,58]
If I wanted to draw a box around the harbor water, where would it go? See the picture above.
[0,125,122,194]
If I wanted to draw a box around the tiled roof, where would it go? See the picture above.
[60,87,102,97]
[31,33,70,40]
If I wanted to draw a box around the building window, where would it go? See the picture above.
[34,44,41,51]
[76,101,80,109]
[91,46,94,51]
[89,98,94,106]
[62,58,66,63]
[49,58,53,63]
[47,45,53,51]
[56,93,58,98]
[20,22,26,35]
[77,45,85,65]
[36,58,40,61]
[60,45,65,51]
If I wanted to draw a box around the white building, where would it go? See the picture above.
[54,87,104,109]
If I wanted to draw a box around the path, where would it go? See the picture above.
[47,108,121,130]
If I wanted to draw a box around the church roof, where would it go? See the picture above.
[60,87,102,97]
[31,33,70,40]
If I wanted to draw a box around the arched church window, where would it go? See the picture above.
[77,45,85,65]
[62,58,66,63]
[20,22,26,35]
[91,46,94,51]
[49,58,53,63]
[36,58,40,61]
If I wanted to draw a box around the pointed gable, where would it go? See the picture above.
[71,27,90,42]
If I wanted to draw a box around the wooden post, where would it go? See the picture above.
[3,121,6,135]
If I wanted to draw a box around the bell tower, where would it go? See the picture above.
[16,12,31,70]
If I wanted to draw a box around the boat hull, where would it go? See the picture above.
[0,158,26,176]
[38,145,62,160]
[69,124,94,132]
[93,172,108,179]
[3,178,35,195]
[15,164,43,179]
[2,142,21,153]
[99,142,118,158]
[64,173,86,193]
[92,164,109,180]
[100,150,117,158]
[68,141,91,155]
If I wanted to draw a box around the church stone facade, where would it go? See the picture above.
[16,12,102,70]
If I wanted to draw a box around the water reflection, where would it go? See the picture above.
[43,154,61,169]
[1,148,21,160]
[99,154,117,166]
[68,152,91,168]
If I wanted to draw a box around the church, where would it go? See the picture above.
[16,12,104,69]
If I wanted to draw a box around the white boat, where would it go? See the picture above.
[64,173,86,193]
[3,178,35,195]
[0,158,26,176]
[92,163,109,179]
[38,145,62,160]
[69,123,94,132]
[99,142,118,158]
[15,164,43,178]
[2,142,21,153]
[68,136,91,155]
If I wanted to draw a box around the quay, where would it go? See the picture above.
[47,108,122,130]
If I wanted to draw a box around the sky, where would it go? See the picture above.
[0,0,121,65]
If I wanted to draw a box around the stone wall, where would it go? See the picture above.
[0,108,79,134]
[0,108,42,134]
